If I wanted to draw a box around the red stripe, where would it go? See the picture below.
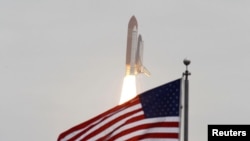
[81,108,142,140]
[58,97,140,141]
[65,106,129,141]
[96,115,145,140]
[127,133,179,140]
[109,122,179,140]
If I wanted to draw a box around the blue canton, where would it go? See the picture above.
[139,79,181,118]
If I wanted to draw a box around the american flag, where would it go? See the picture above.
[58,78,182,141]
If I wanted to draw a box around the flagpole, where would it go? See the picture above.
[183,59,191,141]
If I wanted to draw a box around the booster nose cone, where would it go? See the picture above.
[128,15,138,30]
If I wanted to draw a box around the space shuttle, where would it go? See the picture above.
[125,16,150,77]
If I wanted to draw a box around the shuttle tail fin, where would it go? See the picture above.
[141,66,150,77]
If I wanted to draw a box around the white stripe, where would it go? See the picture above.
[76,103,142,140]
[61,129,82,141]
[109,116,179,138]
[115,127,179,141]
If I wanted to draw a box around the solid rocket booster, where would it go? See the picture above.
[125,16,150,76]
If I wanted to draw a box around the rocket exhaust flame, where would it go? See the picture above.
[119,75,136,105]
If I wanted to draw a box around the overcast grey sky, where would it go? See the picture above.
[1,0,250,140]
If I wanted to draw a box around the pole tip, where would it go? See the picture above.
[183,58,191,66]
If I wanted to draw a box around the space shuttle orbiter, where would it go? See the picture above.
[125,16,150,77]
